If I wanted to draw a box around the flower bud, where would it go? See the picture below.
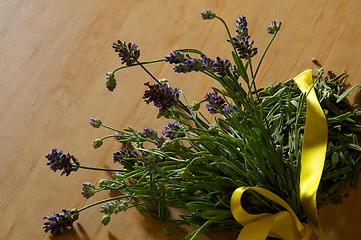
[93,139,103,149]
[267,21,282,34]
[89,118,102,128]
[105,72,116,91]
[101,215,111,225]
[200,9,216,20]
[190,101,200,111]
[159,78,168,84]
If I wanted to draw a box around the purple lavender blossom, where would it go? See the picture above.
[143,127,158,140]
[113,148,139,162]
[267,21,282,34]
[165,51,185,64]
[229,35,258,59]
[112,41,140,66]
[204,90,226,114]
[155,136,166,148]
[105,72,116,91]
[81,182,95,199]
[223,104,235,114]
[166,51,236,78]
[235,15,248,36]
[143,82,179,115]
[200,9,216,20]
[212,57,233,79]
[162,121,185,140]
[113,148,139,170]
[202,56,215,69]
[228,15,258,59]
[43,209,79,235]
[165,51,214,73]
[174,56,203,73]
[89,118,102,128]
[45,149,79,176]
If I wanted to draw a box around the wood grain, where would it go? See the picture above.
[1,0,361,239]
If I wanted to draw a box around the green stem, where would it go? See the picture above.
[252,31,278,84]
[101,124,121,132]
[215,16,239,60]
[113,59,164,74]
[249,58,260,102]
[77,165,125,172]
[136,60,160,84]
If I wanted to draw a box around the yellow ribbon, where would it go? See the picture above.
[231,69,328,240]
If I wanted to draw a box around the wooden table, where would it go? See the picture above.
[1,0,361,239]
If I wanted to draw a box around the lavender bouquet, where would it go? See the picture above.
[43,9,361,239]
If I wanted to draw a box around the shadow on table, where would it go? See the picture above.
[46,223,92,240]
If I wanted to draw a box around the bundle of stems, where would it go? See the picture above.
[43,9,361,239]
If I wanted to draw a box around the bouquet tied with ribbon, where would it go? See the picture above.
[42,9,361,240]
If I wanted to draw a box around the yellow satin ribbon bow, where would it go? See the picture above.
[231,69,328,240]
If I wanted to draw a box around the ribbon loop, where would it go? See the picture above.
[231,187,304,240]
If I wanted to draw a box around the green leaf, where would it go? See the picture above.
[327,112,353,123]
[232,51,249,84]
[175,48,207,56]
[336,84,359,103]
[331,152,339,169]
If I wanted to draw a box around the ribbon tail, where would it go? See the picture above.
[293,69,328,239]
[236,215,276,240]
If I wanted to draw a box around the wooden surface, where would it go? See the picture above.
[1,0,361,239]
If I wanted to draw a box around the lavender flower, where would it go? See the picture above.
[174,56,204,73]
[89,118,102,128]
[43,209,79,235]
[155,136,166,148]
[223,104,235,114]
[143,127,158,140]
[113,148,139,162]
[112,41,140,66]
[235,15,248,36]
[229,36,258,59]
[81,182,95,199]
[202,56,215,69]
[267,21,282,34]
[165,51,185,64]
[100,200,127,214]
[165,51,214,73]
[212,57,233,79]
[113,148,139,170]
[143,82,179,115]
[105,72,116,91]
[162,121,185,140]
[228,15,258,59]
[45,149,79,176]
[204,90,226,114]
[200,9,216,20]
